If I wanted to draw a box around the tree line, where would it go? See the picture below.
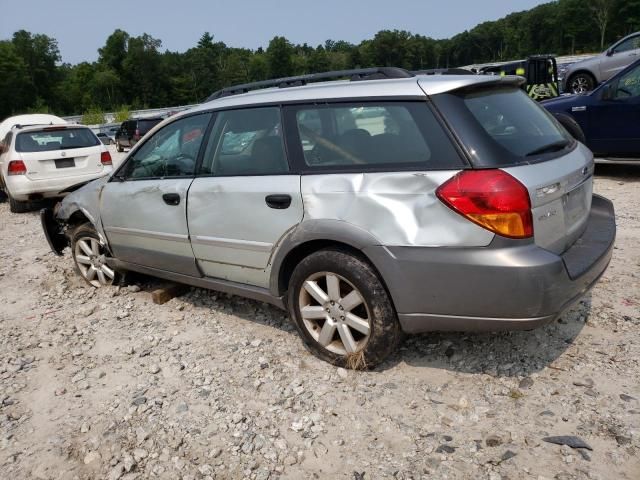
[0,0,638,120]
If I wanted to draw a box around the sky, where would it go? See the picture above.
[1,0,548,64]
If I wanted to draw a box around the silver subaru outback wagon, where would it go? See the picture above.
[41,67,616,368]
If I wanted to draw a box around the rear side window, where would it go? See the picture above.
[431,87,573,167]
[288,102,463,170]
[15,128,100,152]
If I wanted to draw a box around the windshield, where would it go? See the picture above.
[15,128,100,152]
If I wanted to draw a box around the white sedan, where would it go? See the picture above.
[0,124,113,213]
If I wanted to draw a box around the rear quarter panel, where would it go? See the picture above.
[301,171,495,247]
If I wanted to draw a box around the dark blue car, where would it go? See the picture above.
[543,58,640,159]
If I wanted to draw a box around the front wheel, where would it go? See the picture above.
[568,72,595,94]
[71,223,120,287]
[288,249,400,369]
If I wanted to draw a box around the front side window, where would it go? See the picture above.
[614,64,640,99]
[15,128,99,152]
[121,113,211,179]
[291,102,462,170]
[613,35,640,54]
[200,107,288,176]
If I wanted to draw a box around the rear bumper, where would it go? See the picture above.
[365,194,616,333]
[7,170,111,200]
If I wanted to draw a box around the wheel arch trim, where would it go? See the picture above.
[269,219,387,297]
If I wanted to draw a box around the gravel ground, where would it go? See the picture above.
[0,163,638,480]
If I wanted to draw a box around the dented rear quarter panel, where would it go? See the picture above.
[300,171,495,247]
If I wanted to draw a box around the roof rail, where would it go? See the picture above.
[205,67,414,102]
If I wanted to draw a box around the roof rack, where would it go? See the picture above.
[205,67,414,101]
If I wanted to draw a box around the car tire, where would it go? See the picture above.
[116,142,124,153]
[287,249,400,369]
[568,72,595,94]
[8,191,30,213]
[71,223,120,288]
[553,113,587,144]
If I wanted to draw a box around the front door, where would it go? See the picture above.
[589,63,640,156]
[101,112,212,276]
[602,34,640,80]
[188,106,303,288]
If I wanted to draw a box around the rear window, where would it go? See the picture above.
[432,87,573,167]
[289,102,464,170]
[464,89,569,157]
[138,119,162,133]
[15,128,100,152]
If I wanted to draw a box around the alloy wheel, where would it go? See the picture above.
[298,271,371,355]
[74,236,116,287]
[570,76,591,94]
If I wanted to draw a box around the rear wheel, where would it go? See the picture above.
[288,249,400,369]
[71,223,119,287]
[568,72,595,94]
[8,191,30,213]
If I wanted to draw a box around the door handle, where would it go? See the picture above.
[265,194,292,209]
[162,193,181,206]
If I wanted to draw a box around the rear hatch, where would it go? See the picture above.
[429,82,593,254]
[137,118,163,136]
[15,126,106,180]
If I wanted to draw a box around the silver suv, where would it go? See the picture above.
[563,32,640,94]
[41,67,616,368]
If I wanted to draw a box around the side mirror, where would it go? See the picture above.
[601,83,613,100]
[606,49,614,57]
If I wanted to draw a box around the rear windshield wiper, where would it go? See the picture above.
[525,140,570,157]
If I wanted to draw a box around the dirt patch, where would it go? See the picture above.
[0,165,639,479]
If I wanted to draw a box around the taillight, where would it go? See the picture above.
[100,151,112,165]
[7,160,27,176]
[436,169,533,239]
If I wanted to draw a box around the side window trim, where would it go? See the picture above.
[111,112,215,182]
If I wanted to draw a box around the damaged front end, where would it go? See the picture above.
[40,205,68,255]
[39,176,110,256]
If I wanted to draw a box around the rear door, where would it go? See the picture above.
[588,63,640,156]
[188,106,303,288]
[15,127,106,180]
[101,112,212,275]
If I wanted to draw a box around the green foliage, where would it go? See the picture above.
[0,41,32,118]
[266,36,294,78]
[1,0,639,119]
[81,107,105,125]
[26,98,50,114]
[114,106,131,123]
